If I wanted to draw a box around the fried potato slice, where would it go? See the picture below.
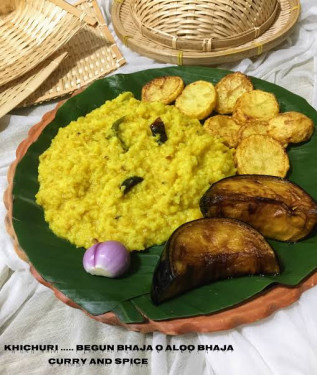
[235,134,289,177]
[141,76,184,104]
[215,72,253,114]
[238,121,289,148]
[233,90,279,124]
[204,115,242,148]
[238,121,269,142]
[175,80,216,120]
[268,111,314,144]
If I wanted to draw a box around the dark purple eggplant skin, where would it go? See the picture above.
[151,258,176,305]
[199,174,317,242]
[151,217,279,305]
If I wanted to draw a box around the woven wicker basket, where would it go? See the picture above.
[112,0,300,65]
[130,0,280,51]
[0,0,96,86]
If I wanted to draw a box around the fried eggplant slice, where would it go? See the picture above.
[235,135,289,177]
[200,175,317,242]
[151,218,279,304]
[268,112,314,145]
[175,80,216,120]
[141,76,184,104]
[233,90,279,125]
[215,72,253,114]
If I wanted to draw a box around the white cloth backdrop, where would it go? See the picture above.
[1,0,317,373]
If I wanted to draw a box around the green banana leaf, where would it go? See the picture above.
[12,66,317,324]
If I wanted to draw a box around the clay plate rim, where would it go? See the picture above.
[4,90,317,335]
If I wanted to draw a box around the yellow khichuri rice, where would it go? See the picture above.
[36,92,236,251]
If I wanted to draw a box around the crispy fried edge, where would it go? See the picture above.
[215,72,254,114]
[233,90,279,124]
[234,134,290,177]
[267,111,314,144]
[204,115,241,148]
[175,80,217,120]
[141,76,185,104]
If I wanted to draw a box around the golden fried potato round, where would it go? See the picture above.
[238,122,288,148]
[204,115,242,148]
[233,90,279,124]
[268,111,314,144]
[215,72,253,114]
[235,134,289,177]
[141,76,184,104]
[175,80,216,120]
[238,121,269,142]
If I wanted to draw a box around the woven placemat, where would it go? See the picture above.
[0,0,96,87]
[0,51,67,119]
[20,0,125,108]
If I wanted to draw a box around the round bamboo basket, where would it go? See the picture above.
[0,0,96,86]
[112,0,301,65]
[130,0,280,52]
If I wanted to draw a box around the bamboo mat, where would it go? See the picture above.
[0,0,95,87]
[19,0,125,108]
[0,51,67,119]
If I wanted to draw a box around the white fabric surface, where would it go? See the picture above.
[1,0,317,373]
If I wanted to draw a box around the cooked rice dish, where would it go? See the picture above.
[36,92,236,250]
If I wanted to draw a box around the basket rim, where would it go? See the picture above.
[129,0,280,52]
[112,0,301,65]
